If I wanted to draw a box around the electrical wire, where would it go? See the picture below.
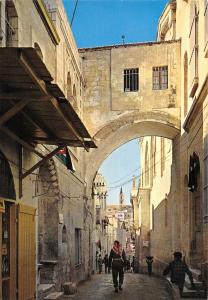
[2,99,207,198]
[107,138,172,185]
[70,0,78,27]
[107,100,208,190]
[107,148,173,190]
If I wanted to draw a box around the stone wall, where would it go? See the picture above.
[0,0,92,292]
[80,40,181,136]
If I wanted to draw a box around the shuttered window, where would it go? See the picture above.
[18,204,36,300]
[152,66,168,90]
[124,68,139,92]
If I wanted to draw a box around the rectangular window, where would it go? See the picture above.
[124,68,139,92]
[152,66,168,90]
[75,228,81,265]
[204,136,208,223]
[96,207,101,224]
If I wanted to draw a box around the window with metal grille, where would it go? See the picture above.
[124,68,139,92]
[152,66,168,90]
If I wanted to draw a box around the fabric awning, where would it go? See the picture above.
[0,47,96,149]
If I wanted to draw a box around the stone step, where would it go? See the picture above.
[44,292,64,300]
[182,286,206,299]
[62,282,77,295]
[38,284,56,293]
[184,276,204,290]
[38,284,56,300]
[189,268,202,282]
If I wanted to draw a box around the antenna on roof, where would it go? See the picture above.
[122,35,125,45]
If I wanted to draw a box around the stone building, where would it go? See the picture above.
[131,0,208,288]
[0,0,207,298]
[91,173,108,272]
[132,136,173,272]
[80,0,207,291]
[0,0,95,299]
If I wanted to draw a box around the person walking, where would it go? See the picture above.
[146,256,153,276]
[131,256,136,273]
[163,251,195,296]
[126,258,131,272]
[108,240,126,293]
[98,254,103,274]
[103,254,109,274]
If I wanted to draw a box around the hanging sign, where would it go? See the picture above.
[115,212,125,221]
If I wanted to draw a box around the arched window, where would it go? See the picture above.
[67,72,72,99]
[0,151,16,199]
[160,19,169,41]
[62,225,67,243]
[73,84,77,100]
[34,43,43,60]
[184,52,188,116]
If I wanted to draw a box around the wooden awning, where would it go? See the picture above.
[0,47,96,150]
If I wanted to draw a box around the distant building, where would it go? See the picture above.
[106,188,134,257]
[92,173,108,272]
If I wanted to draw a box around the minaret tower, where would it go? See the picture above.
[119,187,124,208]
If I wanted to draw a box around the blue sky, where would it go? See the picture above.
[63,0,168,203]
[63,0,168,48]
[99,140,140,205]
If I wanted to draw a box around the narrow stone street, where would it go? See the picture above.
[70,273,173,300]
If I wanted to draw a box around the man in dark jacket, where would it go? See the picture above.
[108,240,126,293]
[103,254,109,274]
[146,256,153,276]
[163,252,195,296]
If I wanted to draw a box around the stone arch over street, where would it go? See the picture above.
[80,40,181,193]
[84,110,180,193]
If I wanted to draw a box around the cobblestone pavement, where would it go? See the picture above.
[68,273,174,300]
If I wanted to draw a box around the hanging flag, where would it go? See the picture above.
[57,148,66,155]
[57,147,75,172]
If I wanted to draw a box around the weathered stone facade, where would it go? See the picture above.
[0,0,92,299]
[0,0,207,298]
[80,40,181,194]
[130,0,208,288]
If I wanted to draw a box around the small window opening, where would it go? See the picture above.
[62,225,67,243]
[124,68,139,92]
